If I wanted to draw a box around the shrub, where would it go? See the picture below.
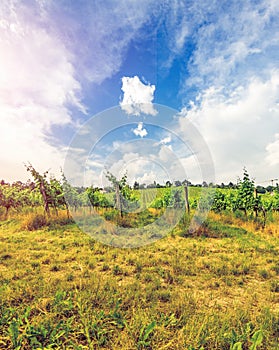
[103,209,119,221]
[22,213,48,231]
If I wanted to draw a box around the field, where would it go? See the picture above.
[1,209,279,349]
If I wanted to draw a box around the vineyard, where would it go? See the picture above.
[1,167,279,348]
[0,166,278,231]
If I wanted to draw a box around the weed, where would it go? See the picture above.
[112,265,122,276]
[270,280,279,293]
[259,269,269,279]
[137,321,156,349]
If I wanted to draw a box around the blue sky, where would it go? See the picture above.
[0,0,279,185]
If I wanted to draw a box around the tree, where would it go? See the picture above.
[182,179,191,186]
[165,180,172,188]
[133,181,140,190]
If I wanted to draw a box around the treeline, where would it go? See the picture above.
[133,179,278,193]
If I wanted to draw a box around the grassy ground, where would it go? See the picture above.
[0,211,279,349]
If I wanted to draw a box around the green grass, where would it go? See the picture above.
[0,212,279,349]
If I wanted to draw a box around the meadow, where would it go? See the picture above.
[0,207,279,349]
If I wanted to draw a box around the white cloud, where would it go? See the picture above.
[266,134,279,166]
[135,171,157,185]
[41,0,158,84]
[120,76,157,116]
[178,71,279,183]
[132,122,148,138]
[0,0,85,181]
[160,136,172,144]
[163,0,279,92]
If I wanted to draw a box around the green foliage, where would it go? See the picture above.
[87,187,111,208]
[211,190,227,212]
[250,330,263,349]
[236,168,255,216]
[105,171,139,213]
[25,164,67,216]
[0,183,31,218]
[137,321,156,349]
[150,188,172,209]
[61,173,82,210]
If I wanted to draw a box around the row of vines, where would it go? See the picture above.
[0,166,278,227]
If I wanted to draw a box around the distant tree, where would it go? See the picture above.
[174,180,182,187]
[165,180,172,188]
[266,185,274,193]
[133,181,140,190]
[147,183,156,189]
[256,185,266,194]
[182,179,191,186]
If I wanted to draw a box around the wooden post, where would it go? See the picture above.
[40,182,50,217]
[115,183,122,217]
[184,184,190,214]
[254,187,258,218]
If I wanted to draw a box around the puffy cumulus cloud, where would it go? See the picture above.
[178,71,279,183]
[120,76,157,116]
[132,122,148,138]
[135,171,157,185]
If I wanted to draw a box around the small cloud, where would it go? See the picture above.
[160,136,172,144]
[132,122,148,138]
[120,76,157,116]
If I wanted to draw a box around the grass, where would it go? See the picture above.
[0,210,279,348]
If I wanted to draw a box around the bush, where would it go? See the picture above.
[103,209,119,221]
[22,213,48,231]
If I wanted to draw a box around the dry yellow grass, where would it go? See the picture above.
[0,210,279,348]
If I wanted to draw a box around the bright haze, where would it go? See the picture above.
[0,0,278,185]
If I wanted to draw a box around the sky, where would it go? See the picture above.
[0,0,279,186]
